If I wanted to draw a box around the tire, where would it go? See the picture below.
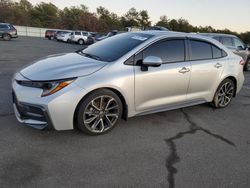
[3,34,11,41]
[212,78,235,108]
[78,39,85,45]
[244,58,250,71]
[76,89,122,135]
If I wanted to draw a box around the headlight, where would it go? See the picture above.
[16,78,76,97]
[41,79,75,97]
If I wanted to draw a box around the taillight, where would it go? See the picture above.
[240,60,245,66]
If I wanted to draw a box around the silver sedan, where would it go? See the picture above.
[12,31,245,135]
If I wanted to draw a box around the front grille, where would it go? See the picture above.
[12,92,46,122]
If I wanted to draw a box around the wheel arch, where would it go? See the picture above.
[223,76,237,97]
[73,87,128,129]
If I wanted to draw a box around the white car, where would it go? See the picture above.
[69,31,91,45]
[57,31,72,42]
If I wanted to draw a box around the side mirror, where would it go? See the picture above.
[143,56,162,66]
[237,46,244,51]
[141,56,162,71]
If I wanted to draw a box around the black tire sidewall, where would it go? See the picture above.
[212,78,235,108]
[244,58,250,71]
[3,34,11,41]
[76,89,123,135]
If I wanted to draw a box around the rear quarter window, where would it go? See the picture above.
[212,45,227,58]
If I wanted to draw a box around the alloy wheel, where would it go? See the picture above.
[216,82,234,107]
[83,95,119,133]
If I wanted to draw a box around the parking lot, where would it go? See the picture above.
[0,36,250,188]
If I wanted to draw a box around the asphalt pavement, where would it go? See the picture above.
[0,37,250,188]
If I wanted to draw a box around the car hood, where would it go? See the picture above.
[20,52,107,81]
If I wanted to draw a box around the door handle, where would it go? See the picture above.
[179,67,190,74]
[214,63,222,68]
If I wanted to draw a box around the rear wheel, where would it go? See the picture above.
[212,79,235,108]
[3,34,11,41]
[244,58,250,71]
[76,89,122,135]
[78,39,85,45]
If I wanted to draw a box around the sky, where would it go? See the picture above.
[26,0,250,33]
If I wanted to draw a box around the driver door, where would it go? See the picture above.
[134,39,191,112]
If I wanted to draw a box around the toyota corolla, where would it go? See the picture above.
[12,31,245,135]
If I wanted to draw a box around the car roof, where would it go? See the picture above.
[131,30,231,53]
[0,23,11,25]
[197,32,238,38]
[134,30,221,40]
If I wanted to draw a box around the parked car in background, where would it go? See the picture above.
[144,26,169,31]
[69,31,92,45]
[57,31,72,42]
[45,30,57,40]
[199,33,250,71]
[0,23,18,41]
[95,30,118,41]
[12,31,245,135]
[86,32,97,45]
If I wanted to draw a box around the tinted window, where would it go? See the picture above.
[213,36,220,42]
[144,40,185,63]
[221,37,233,46]
[233,38,245,49]
[190,40,212,60]
[212,45,222,58]
[0,24,8,29]
[82,32,88,36]
[81,33,153,62]
[75,32,81,35]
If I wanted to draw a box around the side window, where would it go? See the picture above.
[221,37,234,47]
[0,25,8,29]
[190,40,212,60]
[212,45,227,58]
[212,45,222,58]
[213,36,220,42]
[82,32,88,36]
[144,39,185,63]
[233,38,245,49]
[75,32,81,35]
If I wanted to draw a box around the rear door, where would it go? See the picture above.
[187,39,226,101]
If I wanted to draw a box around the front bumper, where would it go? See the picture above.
[12,74,88,130]
[13,92,53,130]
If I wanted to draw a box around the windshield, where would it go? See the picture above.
[81,33,153,62]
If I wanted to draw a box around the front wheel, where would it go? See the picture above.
[76,89,122,135]
[212,79,235,108]
[244,58,250,71]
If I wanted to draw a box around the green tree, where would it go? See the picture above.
[122,7,139,27]
[30,2,59,28]
[137,10,151,29]
[96,6,122,31]
[156,15,169,28]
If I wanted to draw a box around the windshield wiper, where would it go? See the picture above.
[77,51,103,61]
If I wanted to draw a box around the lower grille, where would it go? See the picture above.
[12,92,46,122]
